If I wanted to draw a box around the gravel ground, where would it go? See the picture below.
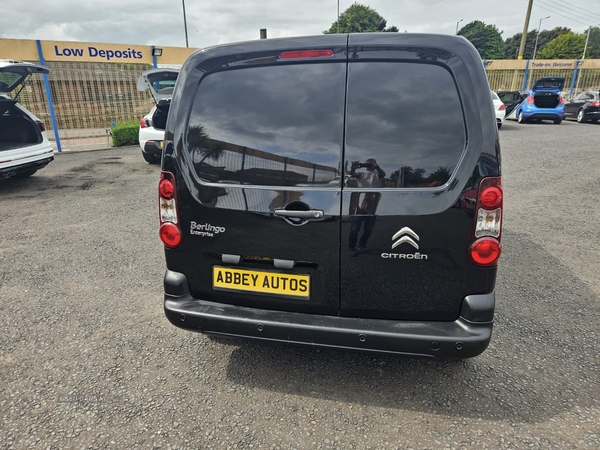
[1,121,599,449]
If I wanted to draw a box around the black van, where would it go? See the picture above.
[159,34,502,359]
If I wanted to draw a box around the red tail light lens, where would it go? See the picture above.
[590,101,600,107]
[499,104,506,111]
[159,171,181,248]
[469,238,502,267]
[559,96,564,105]
[36,120,46,132]
[279,50,334,59]
[140,119,149,128]
[526,96,534,104]
[468,176,502,267]
[159,178,175,199]
[160,223,181,247]
[480,186,502,208]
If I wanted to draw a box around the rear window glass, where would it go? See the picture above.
[344,62,465,188]
[186,64,346,186]
[0,71,24,93]
[147,72,178,95]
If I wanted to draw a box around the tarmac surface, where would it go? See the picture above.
[1,120,599,449]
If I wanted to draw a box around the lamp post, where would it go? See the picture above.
[456,19,463,35]
[532,16,550,60]
[182,0,189,48]
[582,26,593,59]
[574,25,598,96]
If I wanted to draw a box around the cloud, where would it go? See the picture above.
[1,0,596,49]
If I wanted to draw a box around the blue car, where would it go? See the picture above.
[516,77,565,124]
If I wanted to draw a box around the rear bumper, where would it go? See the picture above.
[0,156,53,178]
[525,112,563,120]
[143,140,162,155]
[164,270,495,359]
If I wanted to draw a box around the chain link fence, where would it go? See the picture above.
[12,61,154,151]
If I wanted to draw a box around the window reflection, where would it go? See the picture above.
[187,64,346,187]
[345,62,465,188]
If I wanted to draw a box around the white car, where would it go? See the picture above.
[491,91,506,129]
[137,68,179,163]
[0,60,54,178]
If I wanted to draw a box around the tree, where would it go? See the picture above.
[537,32,585,59]
[504,27,572,59]
[324,3,398,34]
[457,21,505,59]
[584,26,600,58]
[504,30,537,59]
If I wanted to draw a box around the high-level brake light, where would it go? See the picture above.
[279,50,334,59]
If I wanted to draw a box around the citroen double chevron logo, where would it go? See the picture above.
[392,227,419,250]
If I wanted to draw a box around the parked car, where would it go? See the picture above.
[497,90,526,116]
[0,60,54,178]
[564,91,600,123]
[137,68,179,163]
[491,91,506,128]
[514,77,565,124]
[159,34,502,359]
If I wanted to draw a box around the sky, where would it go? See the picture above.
[1,0,599,49]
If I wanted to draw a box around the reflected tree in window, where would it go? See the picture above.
[188,124,225,167]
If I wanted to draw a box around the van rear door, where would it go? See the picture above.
[175,38,348,315]
[339,36,498,321]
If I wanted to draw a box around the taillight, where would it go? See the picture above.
[559,96,564,105]
[159,171,181,248]
[470,238,502,266]
[526,96,534,104]
[468,176,502,267]
[140,119,150,128]
[499,104,506,111]
[279,49,334,59]
[590,101,600,107]
[36,120,46,132]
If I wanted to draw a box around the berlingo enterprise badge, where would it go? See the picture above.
[190,221,225,237]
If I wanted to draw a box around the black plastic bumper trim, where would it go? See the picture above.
[164,271,493,359]
[0,156,53,177]
[143,141,162,155]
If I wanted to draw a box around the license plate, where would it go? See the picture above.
[213,266,310,299]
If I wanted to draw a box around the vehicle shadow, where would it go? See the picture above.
[224,229,600,423]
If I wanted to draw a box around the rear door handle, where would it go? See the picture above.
[273,209,324,219]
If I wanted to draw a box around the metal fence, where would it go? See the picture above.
[13,61,155,152]
[485,60,600,95]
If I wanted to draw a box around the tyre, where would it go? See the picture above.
[497,122,502,129]
[553,118,562,125]
[577,109,586,123]
[517,111,526,123]
[142,151,161,164]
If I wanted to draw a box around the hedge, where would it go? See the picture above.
[111,121,139,147]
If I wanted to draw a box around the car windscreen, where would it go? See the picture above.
[344,62,466,188]
[186,63,346,187]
